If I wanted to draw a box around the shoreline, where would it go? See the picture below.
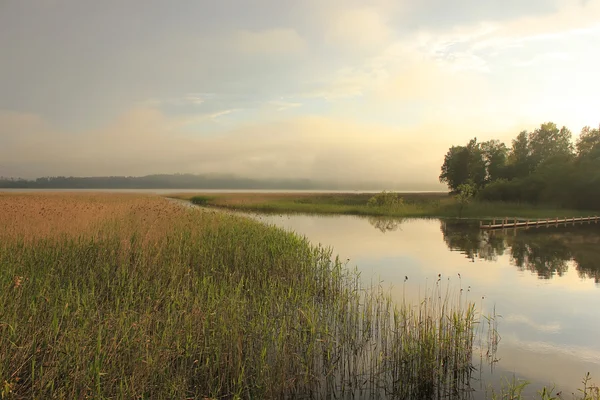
[169,192,598,221]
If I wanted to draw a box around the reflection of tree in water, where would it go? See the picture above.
[572,244,600,283]
[509,237,571,279]
[440,221,600,282]
[440,220,507,262]
[367,216,404,233]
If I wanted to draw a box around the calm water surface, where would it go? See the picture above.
[251,214,600,397]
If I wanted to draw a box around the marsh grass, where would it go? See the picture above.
[0,194,482,399]
[486,373,599,400]
[2,194,595,399]
[182,193,594,220]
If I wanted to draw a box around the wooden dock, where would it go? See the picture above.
[480,216,600,230]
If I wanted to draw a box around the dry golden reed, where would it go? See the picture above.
[0,193,193,242]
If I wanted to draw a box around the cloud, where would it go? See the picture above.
[231,29,307,54]
[140,94,208,108]
[504,314,561,333]
[267,100,303,111]
[416,0,600,67]
[502,333,600,366]
[325,7,392,51]
[1,0,599,179]
[0,108,455,187]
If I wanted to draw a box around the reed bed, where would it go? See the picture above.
[179,193,594,220]
[1,194,479,398]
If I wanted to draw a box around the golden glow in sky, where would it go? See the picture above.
[1,0,599,186]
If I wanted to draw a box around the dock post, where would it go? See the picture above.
[546,218,549,228]
[514,218,517,227]
[526,219,529,228]
[492,219,496,226]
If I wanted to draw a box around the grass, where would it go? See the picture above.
[0,193,478,399]
[171,192,598,220]
[487,373,599,400]
[1,193,597,399]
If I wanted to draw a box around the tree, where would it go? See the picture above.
[439,138,486,192]
[456,182,475,218]
[481,140,508,182]
[466,138,487,188]
[576,125,600,159]
[572,125,600,209]
[440,121,600,210]
[440,145,470,192]
[507,131,531,179]
[528,122,573,169]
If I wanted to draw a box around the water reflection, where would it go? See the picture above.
[440,221,600,283]
[367,216,404,233]
[230,211,600,395]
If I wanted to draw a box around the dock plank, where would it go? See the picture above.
[480,216,599,230]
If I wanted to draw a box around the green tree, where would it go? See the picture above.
[572,125,600,209]
[466,138,487,188]
[440,138,486,192]
[440,121,600,210]
[481,139,508,182]
[533,154,576,206]
[528,122,573,169]
[507,131,531,179]
[576,125,600,159]
[456,182,475,218]
[440,145,470,192]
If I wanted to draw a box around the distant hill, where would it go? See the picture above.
[0,174,442,191]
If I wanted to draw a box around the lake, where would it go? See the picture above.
[249,213,600,397]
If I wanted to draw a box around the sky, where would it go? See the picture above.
[1,0,599,188]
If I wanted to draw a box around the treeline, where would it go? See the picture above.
[0,173,383,190]
[440,122,600,210]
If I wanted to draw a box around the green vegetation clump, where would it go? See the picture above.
[487,373,599,400]
[367,190,404,209]
[456,183,475,218]
[189,195,214,206]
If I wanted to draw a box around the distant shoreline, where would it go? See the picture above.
[0,188,448,194]
[0,174,445,192]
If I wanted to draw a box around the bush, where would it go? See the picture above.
[367,191,404,209]
[478,179,518,202]
[190,195,213,206]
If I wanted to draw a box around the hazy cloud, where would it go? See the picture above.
[325,7,392,52]
[232,29,307,54]
[1,0,599,184]
[0,108,461,188]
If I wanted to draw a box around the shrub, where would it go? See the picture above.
[367,191,404,209]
